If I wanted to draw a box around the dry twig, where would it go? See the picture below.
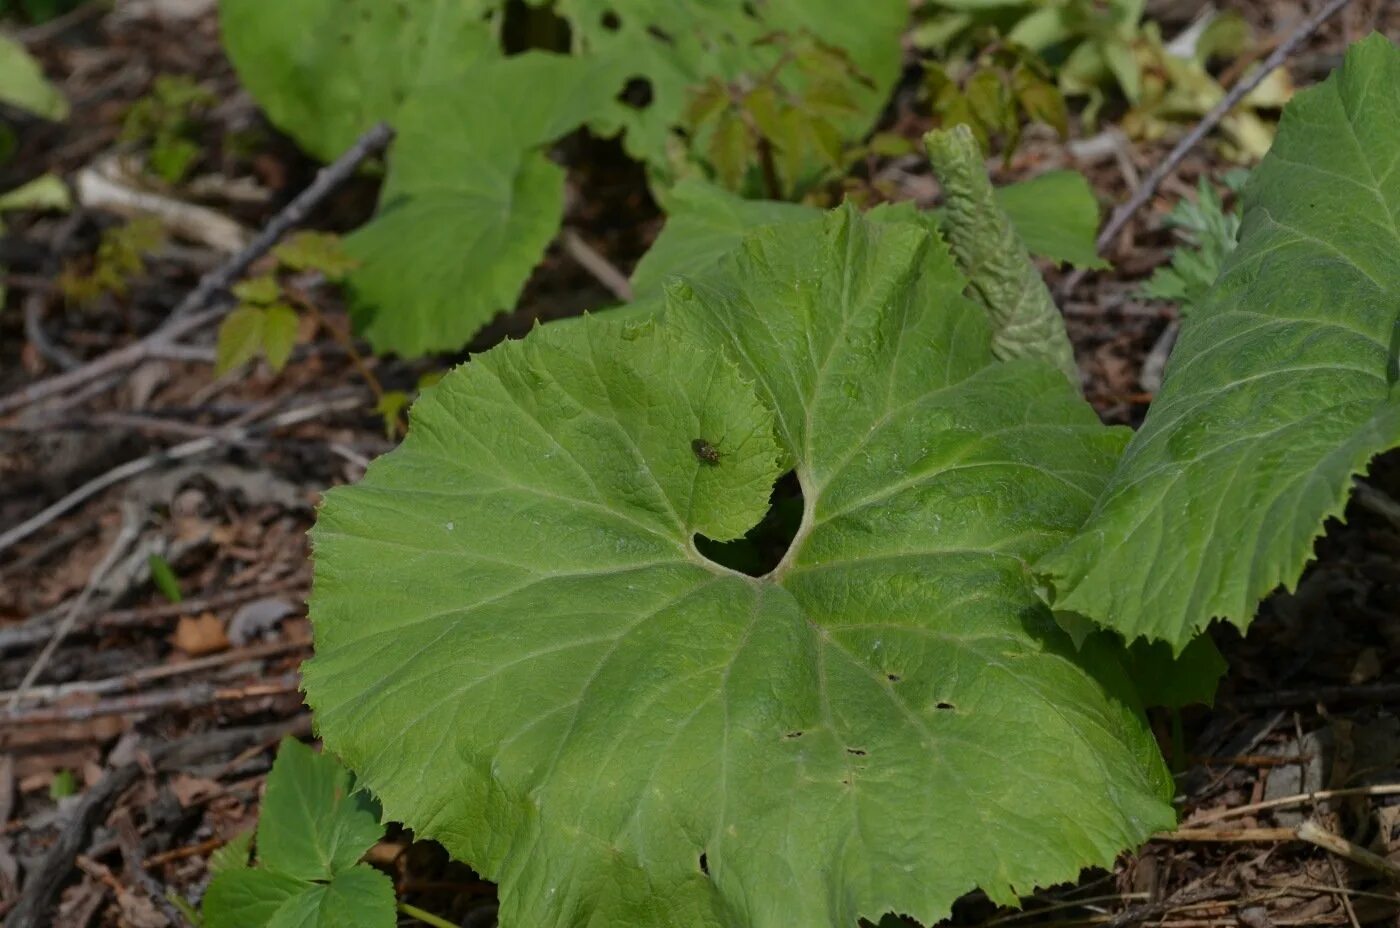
[8,506,143,709]
[0,123,394,417]
[1094,0,1357,255]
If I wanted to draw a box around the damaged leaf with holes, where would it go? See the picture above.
[306,205,1175,928]
[218,0,909,356]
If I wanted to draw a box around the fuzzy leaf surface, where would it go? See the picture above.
[307,208,1174,928]
[347,53,625,356]
[1039,35,1400,649]
[218,0,497,161]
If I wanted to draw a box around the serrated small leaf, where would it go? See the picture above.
[216,306,265,375]
[260,304,299,372]
[256,738,383,882]
[273,231,359,281]
[204,866,393,928]
[204,867,306,928]
[210,830,253,874]
[232,275,281,306]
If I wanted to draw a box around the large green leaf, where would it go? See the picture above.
[203,738,392,928]
[347,53,626,357]
[1039,34,1400,650]
[307,207,1173,928]
[218,0,498,162]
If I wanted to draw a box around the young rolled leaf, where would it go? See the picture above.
[925,125,1078,382]
[1039,34,1400,650]
[306,207,1173,928]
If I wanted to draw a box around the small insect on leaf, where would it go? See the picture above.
[691,438,721,465]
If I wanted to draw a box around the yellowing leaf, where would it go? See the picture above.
[261,303,299,372]
[216,306,265,374]
[231,275,281,306]
[273,231,360,280]
[707,112,753,190]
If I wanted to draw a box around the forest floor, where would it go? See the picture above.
[1,1,1398,926]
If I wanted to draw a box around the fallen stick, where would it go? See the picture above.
[7,716,312,928]
[8,505,144,709]
[6,763,145,928]
[0,122,394,417]
[0,576,307,652]
[1093,0,1356,256]
[0,392,365,559]
[1297,819,1400,882]
[0,638,309,706]
[0,673,300,726]
[1190,783,1400,825]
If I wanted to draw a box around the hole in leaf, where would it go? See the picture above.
[935,702,955,711]
[783,730,803,740]
[600,10,621,30]
[886,673,900,683]
[647,25,674,45]
[616,77,654,111]
[698,852,709,875]
[846,747,866,756]
[695,471,802,577]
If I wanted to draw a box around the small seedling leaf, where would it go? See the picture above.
[215,306,265,375]
[255,737,382,882]
[260,303,299,372]
[273,231,359,281]
[231,274,281,306]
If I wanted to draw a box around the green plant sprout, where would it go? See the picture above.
[121,75,217,185]
[58,216,166,307]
